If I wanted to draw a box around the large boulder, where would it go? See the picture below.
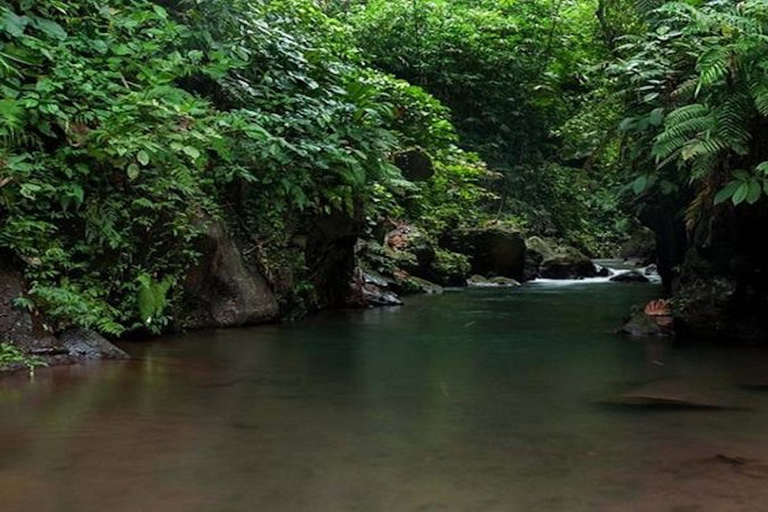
[442,226,526,280]
[58,328,129,361]
[523,236,557,281]
[540,246,597,279]
[184,220,279,329]
[671,238,768,342]
[610,270,651,283]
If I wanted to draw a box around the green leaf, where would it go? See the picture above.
[127,164,140,181]
[137,150,150,167]
[732,182,749,205]
[182,146,201,160]
[649,108,665,127]
[632,175,648,195]
[643,92,660,103]
[746,180,762,204]
[30,16,67,40]
[2,9,29,38]
[618,117,636,132]
[714,181,740,205]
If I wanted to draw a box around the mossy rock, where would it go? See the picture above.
[540,246,597,279]
[442,226,525,280]
[427,249,471,287]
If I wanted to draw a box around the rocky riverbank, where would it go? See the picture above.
[1,218,660,373]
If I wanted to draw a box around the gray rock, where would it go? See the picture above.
[362,285,403,307]
[610,270,650,283]
[488,276,521,287]
[644,264,659,276]
[59,328,129,360]
[540,246,597,279]
[363,271,392,289]
[619,310,671,337]
[522,236,557,281]
[184,219,280,329]
[467,275,491,286]
[409,277,443,294]
[595,265,611,277]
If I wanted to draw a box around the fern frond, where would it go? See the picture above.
[714,92,752,153]
[665,103,710,124]
[697,47,730,87]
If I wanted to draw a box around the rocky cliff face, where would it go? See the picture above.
[304,211,364,311]
[671,204,768,342]
[644,192,768,343]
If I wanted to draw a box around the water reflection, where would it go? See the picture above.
[2,283,768,511]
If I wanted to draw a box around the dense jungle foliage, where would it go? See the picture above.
[2,0,768,338]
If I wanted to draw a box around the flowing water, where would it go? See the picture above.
[3,277,768,512]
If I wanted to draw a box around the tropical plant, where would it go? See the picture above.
[0,342,46,374]
[617,0,768,222]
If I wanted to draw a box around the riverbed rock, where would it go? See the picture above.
[539,246,597,279]
[610,270,651,283]
[184,219,279,329]
[620,310,669,337]
[384,223,435,272]
[595,264,611,277]
[359,280,403,307]
[381,223,469,286]
[406,276,444,294]
[523,236,557,280]
[442,226,525,280]
[489,276,521,287]
[390,271,443,295]
[603,379,740,410]
[352,271,403,307]
[467,275,521,287]
[59,328,129,360]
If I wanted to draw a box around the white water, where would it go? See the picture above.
[530,259,662,287]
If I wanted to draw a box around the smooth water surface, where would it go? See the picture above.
[3,281,768,512]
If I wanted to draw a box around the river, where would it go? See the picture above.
[2,278,768,511]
